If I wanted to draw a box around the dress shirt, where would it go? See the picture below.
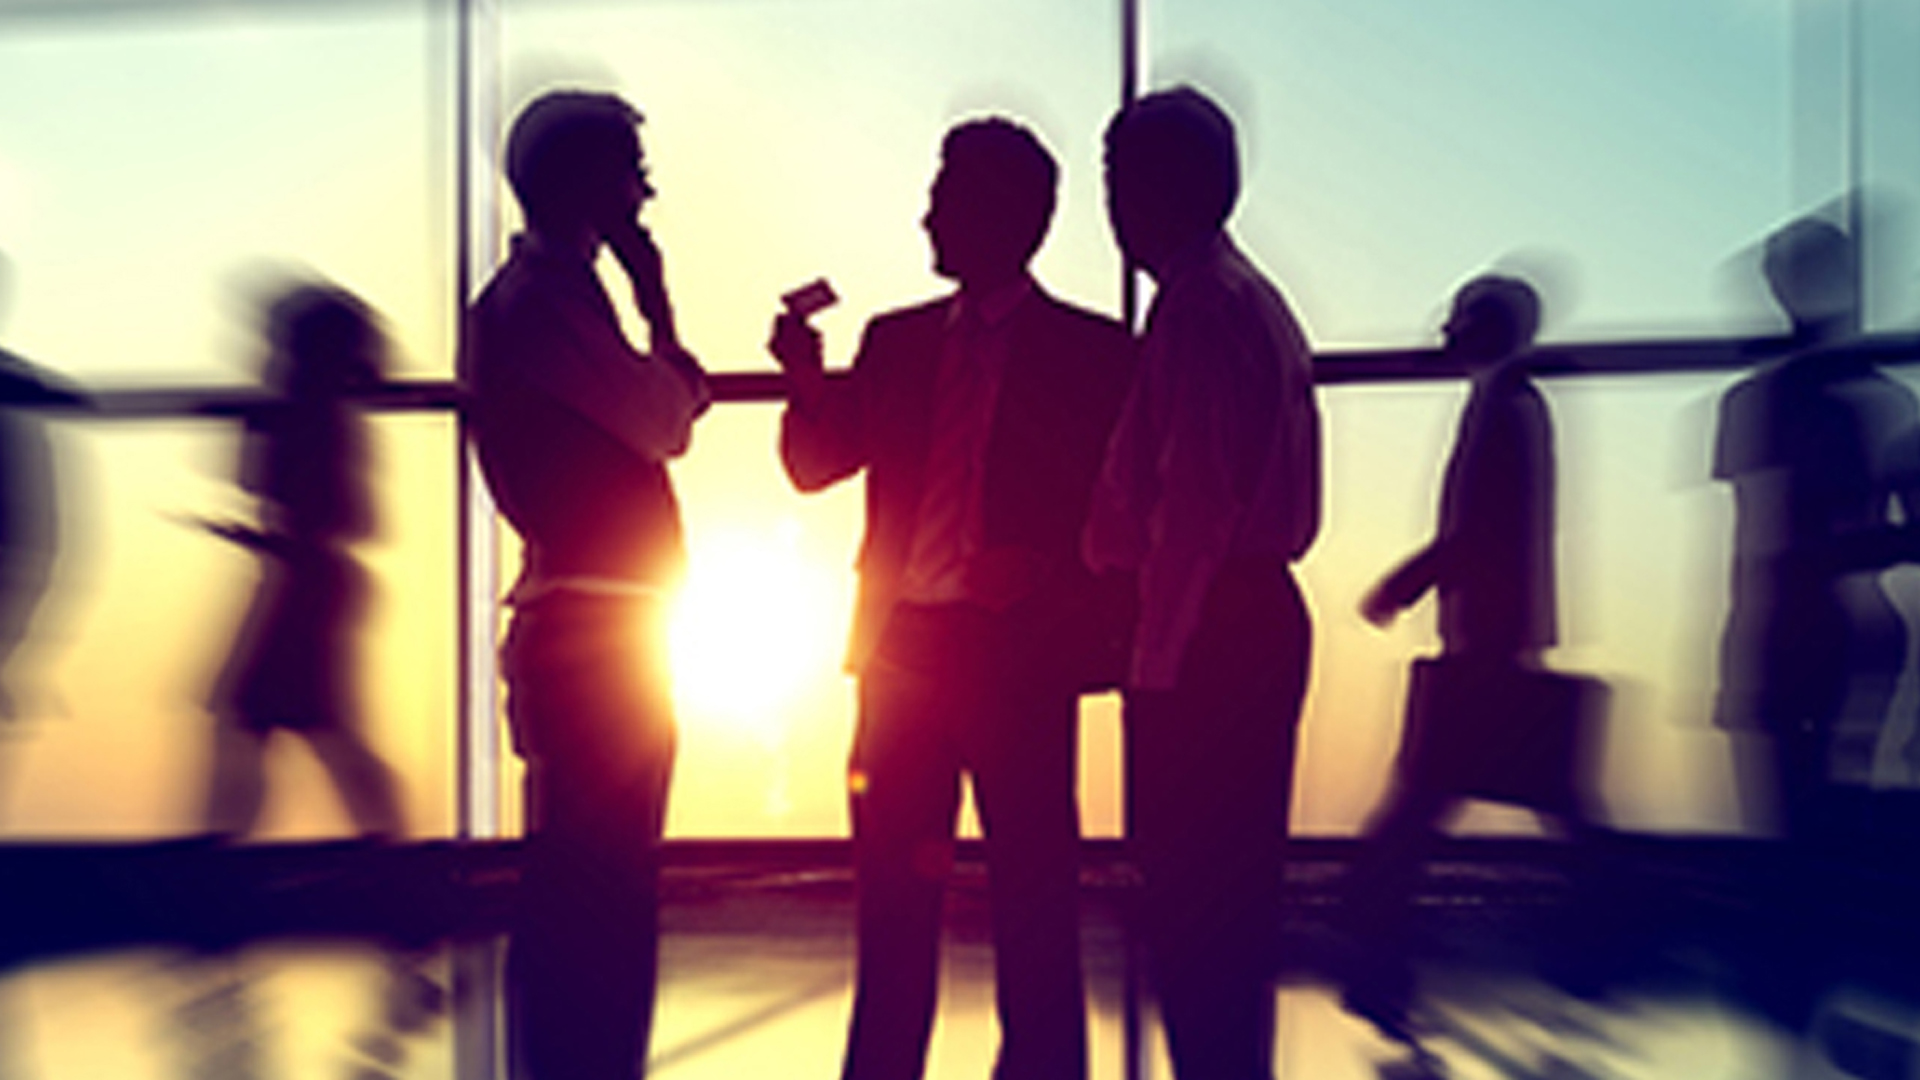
[1084,234,1321,689]
[469,233,709,465]
[899,276,1033,605]
[466,232,709,603]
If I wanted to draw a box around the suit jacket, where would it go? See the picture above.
[1435,359,1556,656]
[781,284,1135,678]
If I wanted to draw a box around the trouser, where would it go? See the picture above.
[502,594,676,1080]
[1126,560,1309,1080]
[842,602,1088,1080]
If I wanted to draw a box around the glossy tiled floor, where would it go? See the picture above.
[0,859,1909,1080]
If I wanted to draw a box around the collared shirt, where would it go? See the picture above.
[1084,234,1321,689]
[465,232,710,602]
[467,233,709,466]
[899,275,1034,605]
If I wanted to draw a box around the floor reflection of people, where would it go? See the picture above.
[200,283,404,840]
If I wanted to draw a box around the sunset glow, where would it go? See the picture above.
[668,520,846,744]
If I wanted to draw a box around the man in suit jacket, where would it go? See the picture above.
[769,117,1134,1080]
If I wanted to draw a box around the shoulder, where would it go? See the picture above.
[849,298,945,360]
[1022,291,1134,364]
[1033,291,1128,337]
[866,297,951,337]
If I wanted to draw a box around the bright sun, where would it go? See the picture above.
[667,520,847,742]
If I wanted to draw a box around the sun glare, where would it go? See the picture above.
[667,520,846,742]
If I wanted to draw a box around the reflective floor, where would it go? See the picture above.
[0,848,1912,1080]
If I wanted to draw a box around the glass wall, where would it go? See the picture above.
[1144,0,1799,348]
[0,3,460,840]
[491,0,1130,837]
[0,0,1916,842]
[0,3,459,385]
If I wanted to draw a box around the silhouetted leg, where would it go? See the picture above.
[841,651,963,1080]
[1338,777,1452,1036]
[1127,561,1306,1080]
[503,599,674,1080]
[1766,718,1838,1027]
[306,725,406,838]
[203,720,269,837]
[512,755,668,1080]
[971,679,1087,1080]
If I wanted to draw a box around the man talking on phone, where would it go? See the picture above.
[462,89,709,1080]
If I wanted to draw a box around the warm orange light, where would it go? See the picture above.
[666,520,843,744]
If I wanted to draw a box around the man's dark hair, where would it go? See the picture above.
[1763,216,1857,337]
[505,90,643,228]
[1105,86,1240,232]
[264,284,385,395]
[1450,274,1541,360]
[940,117,1059,264]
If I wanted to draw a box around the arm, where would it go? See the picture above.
[606,219,712,402]
[769,312,867,491]
[1127,304,1278,688]
[1361,543,1443,625]
[488,245,709,464]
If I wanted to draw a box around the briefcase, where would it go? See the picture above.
[1394,655,1609,818]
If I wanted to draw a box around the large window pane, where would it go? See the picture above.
[491,0,1128,839]
[1859,0,1920,331]
[1145,0,1796,347]
[0,5,457,385]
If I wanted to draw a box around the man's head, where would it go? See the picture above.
[505,90,652,240]
[263,284,386,397]
[1104,87,1240,277]
[922,117,1058,289]
[1442,274,1541,365]
[1763,216,1858,341]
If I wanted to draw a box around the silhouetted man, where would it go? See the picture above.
[463,89,709,1080]
[1714,216,1920,848]
[1362,275,1555,661]
[1086,87,1321,1080]
[769,117,1133,1080]
[1712,216,1920,1024]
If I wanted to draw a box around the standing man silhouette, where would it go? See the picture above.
[463,89,709,1080]
[1714,216,1920,848]
[769,117,1134,1080]
[1712,216,1920,1025]
[1086,87,1322,1080]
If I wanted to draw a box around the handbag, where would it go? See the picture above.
[1395,655,1609,818]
